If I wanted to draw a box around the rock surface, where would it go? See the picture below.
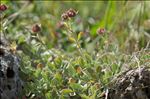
[0,35,23,99]
[108,66,150,99]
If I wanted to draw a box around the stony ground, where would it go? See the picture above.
[108,66,150,99]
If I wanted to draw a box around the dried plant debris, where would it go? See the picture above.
[107,66,150,99]
[0,36,23,99]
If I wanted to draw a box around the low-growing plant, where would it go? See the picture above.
[1,1,150,99]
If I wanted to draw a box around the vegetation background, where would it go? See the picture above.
[1,0,150,99]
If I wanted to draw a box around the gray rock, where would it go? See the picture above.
[0,36,23,99]
[108,66,150,99]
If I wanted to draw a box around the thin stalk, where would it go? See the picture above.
[66,20,85,58]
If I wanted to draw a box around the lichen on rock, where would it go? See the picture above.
[0,35,23,99]
[108,66,150,99]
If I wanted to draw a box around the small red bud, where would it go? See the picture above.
[56,21,65,29]
[61,8,77,21]
[97,28,105,35]
[67,8,77,17]
[61,13,68,20]
[32,24,41,33]
[0,4,7,12]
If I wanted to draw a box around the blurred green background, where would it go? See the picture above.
[1,1,150,53]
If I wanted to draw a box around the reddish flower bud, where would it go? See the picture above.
[97,28,105,35]
[61,13,68,20]
[61,8,78,21]
[56,21,65,29]
[66,8,77,17]
[0,4,7,12]
[32,24,41,33]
